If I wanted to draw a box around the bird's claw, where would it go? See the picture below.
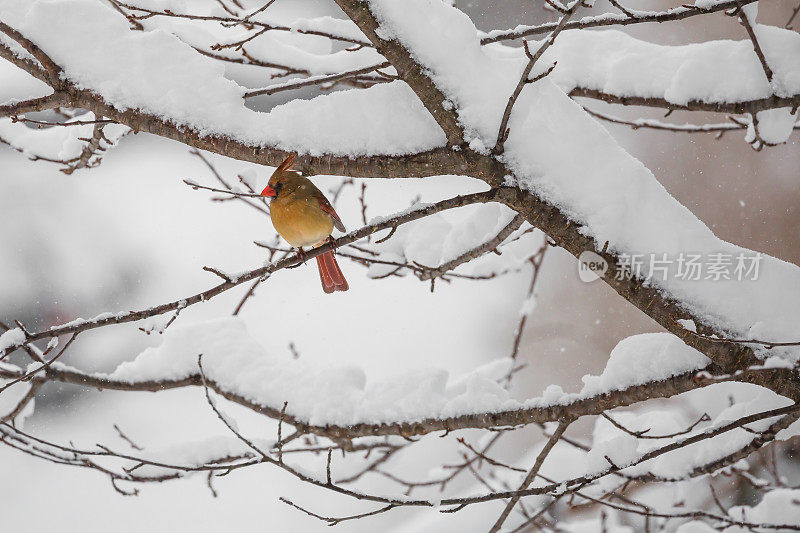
[285,248,307,269]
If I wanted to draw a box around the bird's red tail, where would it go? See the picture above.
[316,251,348,294]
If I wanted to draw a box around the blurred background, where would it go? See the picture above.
[1,0,798,531]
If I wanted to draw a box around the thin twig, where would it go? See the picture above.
[737,2,773,82]
[244,61,390,98]
[492,0,580,154]
[488,419,572,532]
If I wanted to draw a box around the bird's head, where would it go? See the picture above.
[261,153,299,198]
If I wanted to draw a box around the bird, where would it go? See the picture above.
[260,153,349,294]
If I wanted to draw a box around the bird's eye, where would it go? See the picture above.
[274,183,283,195]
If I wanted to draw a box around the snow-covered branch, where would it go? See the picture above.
[480,0,760,44]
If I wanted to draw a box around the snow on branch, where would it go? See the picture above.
[1,0,798,178]
[481,0,760,44]
[0,1,443,157]
[4,316,789,445]
[539,28,800,116]
[112,1,372,47]
[0,348,796,527]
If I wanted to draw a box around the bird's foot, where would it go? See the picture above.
[286,247,307,269]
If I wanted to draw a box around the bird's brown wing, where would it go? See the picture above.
[315,193,346,233]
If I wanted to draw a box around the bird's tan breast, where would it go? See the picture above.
[270,194,334,248]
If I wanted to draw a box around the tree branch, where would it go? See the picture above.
[492,0,579,154]
[244,61,391,98]
[0,188,502,356]
[480,0,759,44]
[418,213,526,281]
[333,0,466,147]
[570,87,800,114]
[0,92,69,117]
[488,419,572,532]
[1,361,787,441]
[0,20,63,85]
[737,3,774,83]
[111,1,372,46]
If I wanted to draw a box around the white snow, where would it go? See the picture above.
[533,27,800,106]
[138,314,176,335]
[0,59,51,105]
[758,355,796,369]
[577,333,710,397]
[54,312,118,330]
[727,489,800,528]
[750,107,800,144]
[675,522,716,533]
[259,81,444,156]
[0,328,25,352]
[98,319,711,427]
[519,293,538,316]
[104,317,519,426]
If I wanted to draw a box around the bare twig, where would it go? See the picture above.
[735,2,773,83]
[244,61,391,98]
[601,411,711,440]
[488,419,572,532]
[0,21,63,84]
[0,188,503,356]
[492,0,580,154]
[113,424,143,451]
[240,0,279,24]
[187,152,270,215]
[197,354,269,460]
[61,121,109,174]
[787,2,800,29]
[112,2,372,47]
[280,497,396,526]
[481,0,759,44]
[582,107,779,136]
[0,333,78,393]
[419,213,526,281]
[504,242,548,386]
[0,92,69,117]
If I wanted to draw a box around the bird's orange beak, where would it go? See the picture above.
[261,185,277,197]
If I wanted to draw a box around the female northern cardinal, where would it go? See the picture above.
[261,154,349,294]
